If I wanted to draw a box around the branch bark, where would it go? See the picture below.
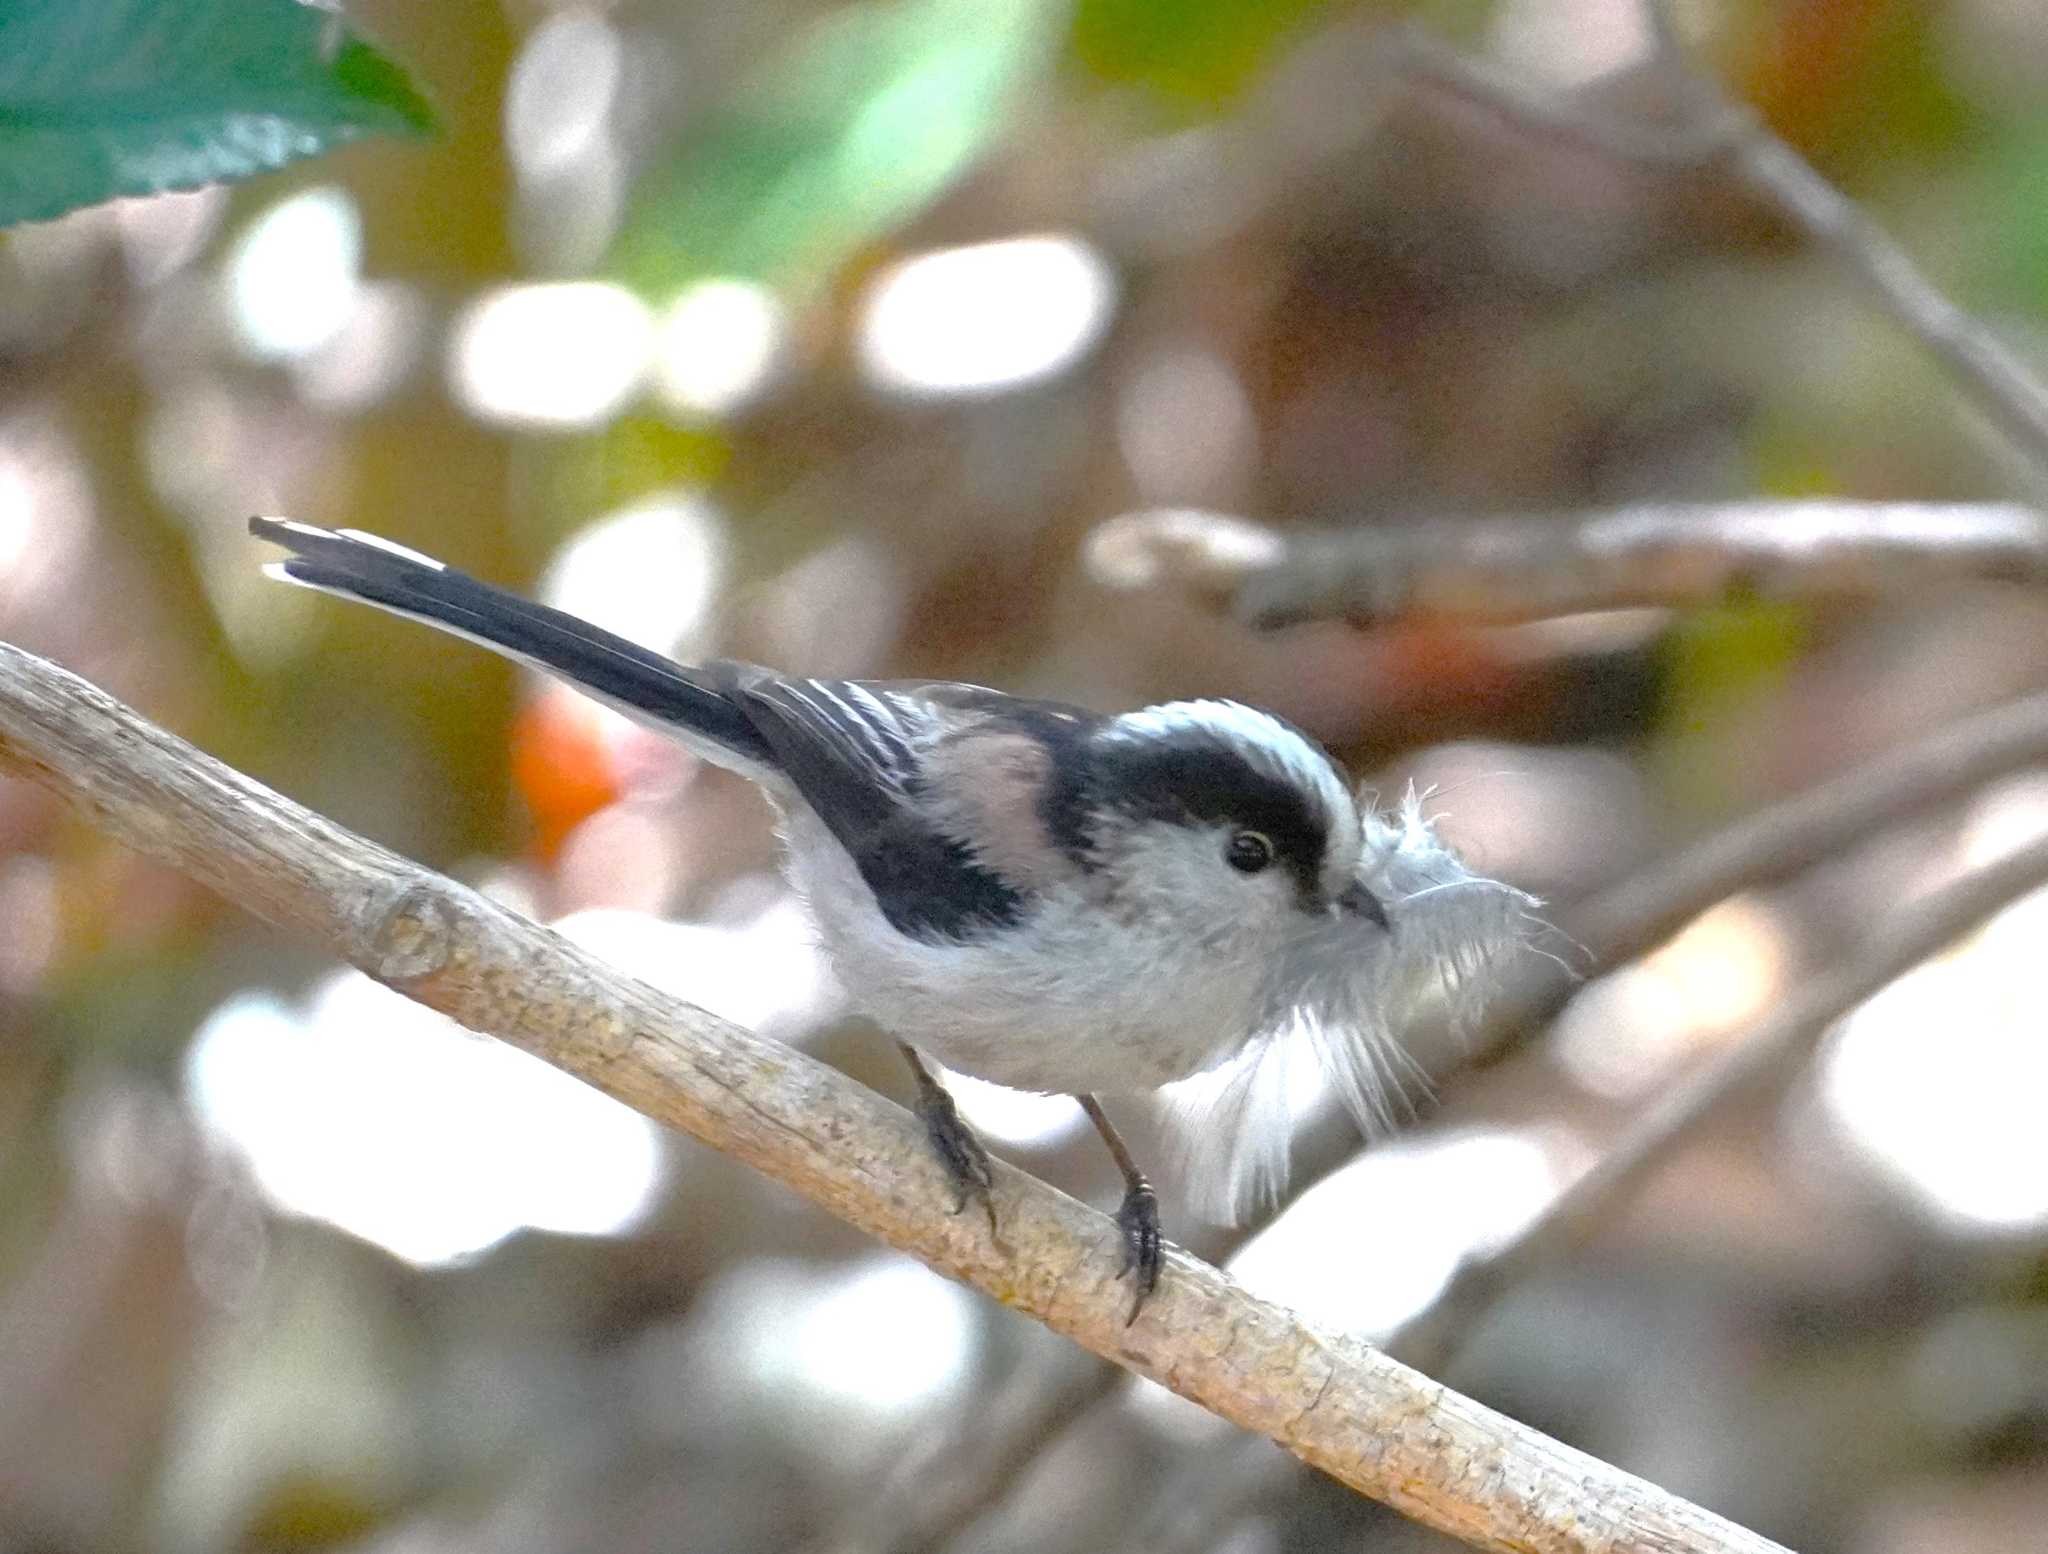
[0,638,1792,1554]
[1087,502,2048,629]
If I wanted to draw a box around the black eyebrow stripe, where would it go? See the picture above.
[1084,734,1330,903]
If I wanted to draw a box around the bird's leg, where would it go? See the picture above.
[1075,1094,1162,1323]
[899,1043,997,1234]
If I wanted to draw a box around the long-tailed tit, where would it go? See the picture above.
[252,517,1535,1316]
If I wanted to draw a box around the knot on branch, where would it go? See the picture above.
[365,881,460,984]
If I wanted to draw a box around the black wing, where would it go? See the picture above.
[723,673,1031,943]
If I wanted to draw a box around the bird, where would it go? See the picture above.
[251,516,1534,1318]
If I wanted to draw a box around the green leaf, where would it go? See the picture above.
[612,0,1063,299]
[0,0,436,229]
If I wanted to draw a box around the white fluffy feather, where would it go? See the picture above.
[1165,787,1539,1223]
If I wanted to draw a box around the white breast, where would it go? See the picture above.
[778,810,1265,1094]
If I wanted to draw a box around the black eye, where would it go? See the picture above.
[1225,830,1274,874]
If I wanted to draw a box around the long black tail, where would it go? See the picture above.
[250,517,777,773]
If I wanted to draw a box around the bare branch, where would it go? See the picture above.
[0,638,1793,1554]
[1087,502,2048,629]
[1394,827,2048,1376]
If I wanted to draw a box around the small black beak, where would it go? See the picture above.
[1335,880,1390,930]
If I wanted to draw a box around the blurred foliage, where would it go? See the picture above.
[1732,0,1978,179]
[1655,599,1810,812]
[612,0,1064,296]
[1070,0,1336,105]
[1974,116,2048,313]
[0,0,435,228]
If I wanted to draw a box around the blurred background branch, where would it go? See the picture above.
[1089,501,2048,627]
[1392,0,2048,476]
[1638,0,2048,478]
[1386,20,1746,165]
[1398,826,2048,1377]
[1466,687,2048,1056]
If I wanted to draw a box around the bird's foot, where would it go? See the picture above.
[1115,1178,1162,1324]
[913,1081,998,1236]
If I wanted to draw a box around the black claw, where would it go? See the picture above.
[915,1083,997,1235]
[1116,1179,1162,1324]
